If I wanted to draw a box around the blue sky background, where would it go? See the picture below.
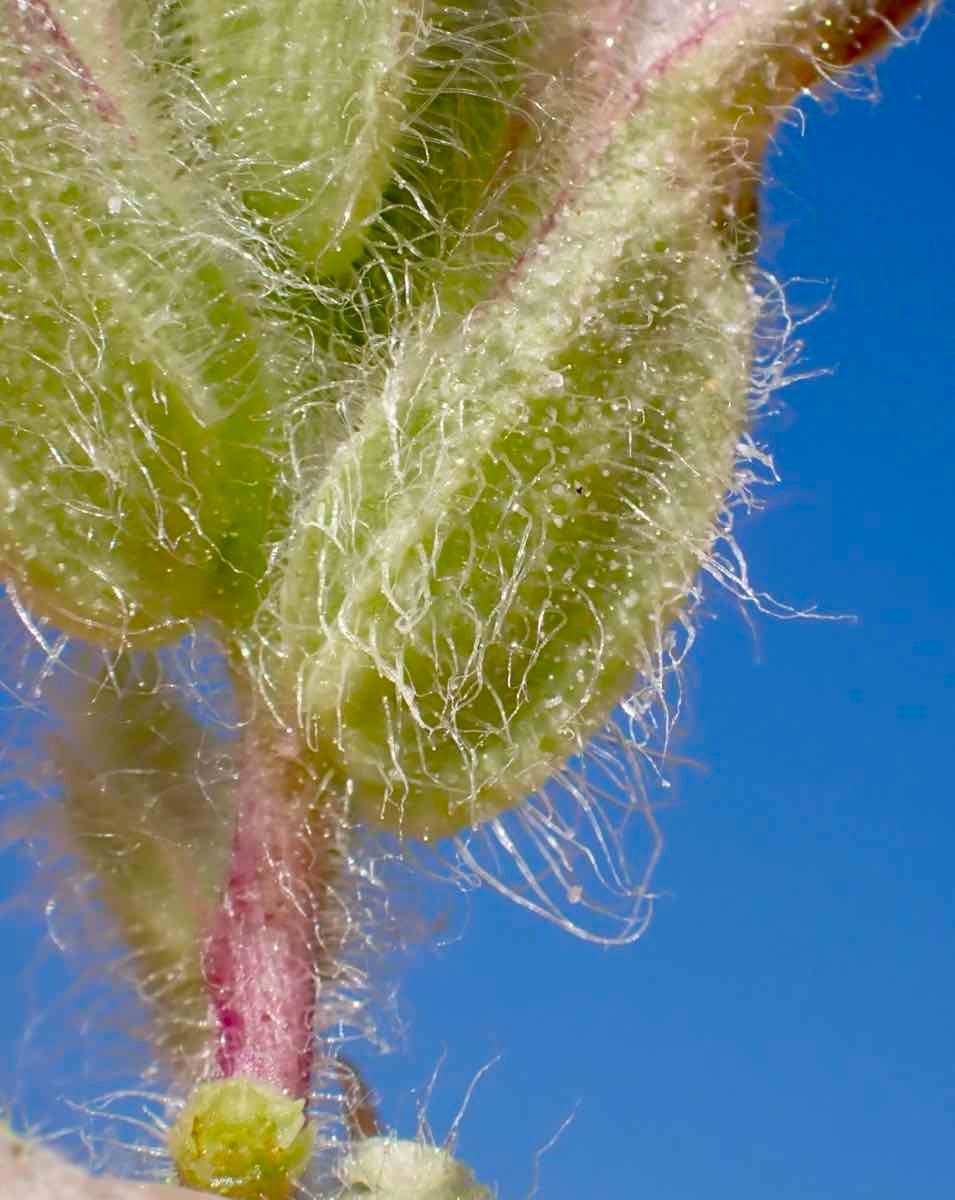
[1,9,953,1199]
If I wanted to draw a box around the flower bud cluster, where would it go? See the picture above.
[1,0,918,833]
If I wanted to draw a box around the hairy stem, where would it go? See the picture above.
[203,720,329,1096]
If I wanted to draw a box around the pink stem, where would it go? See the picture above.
[202,722,327,1097]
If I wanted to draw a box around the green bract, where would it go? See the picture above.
[0,15,295,642]
[174,0,424,273]
[277,110,752,838]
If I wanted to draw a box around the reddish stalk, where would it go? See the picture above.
[202,720,330,1097]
